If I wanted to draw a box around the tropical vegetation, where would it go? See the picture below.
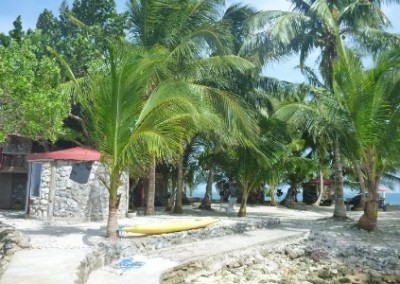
[0,0,399,237]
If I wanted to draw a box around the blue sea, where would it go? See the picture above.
[190,183,400,205]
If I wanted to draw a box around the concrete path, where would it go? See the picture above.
[87,228,308,284]
[1,249,88,284]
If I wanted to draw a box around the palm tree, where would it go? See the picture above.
[197,138,226,210]
[74,43,220,238]
[272,71,354,216]
[276,41,400,228]
[246,0,399,84]
[279,138,315,206]
[253,0,399,219]
[127,0,258,214]
[333,48,400,230]
[229,115,289,216]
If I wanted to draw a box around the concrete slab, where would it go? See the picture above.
[1,249,87,284]
[87,228,308,284]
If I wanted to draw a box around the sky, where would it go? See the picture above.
[0,0,399,82]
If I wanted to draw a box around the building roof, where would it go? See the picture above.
[26,147,101,161]
[303,178,334,186]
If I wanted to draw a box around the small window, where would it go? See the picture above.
[29,162,42,198]
[69,161,93,184]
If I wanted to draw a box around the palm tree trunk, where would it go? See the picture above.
[281,182,297,206]
[313,171,324,206]
[107,170,120,239]
[354,160,367,210]
[199,166,214,210]
[173,154,184,214]
[357,149,378,231]
[145,156,156,215]
[107,204,118,239]
[164,174,174,211]
[333,137,347,219]
[167,177,177,211]
[270,184,277,206]
[238,190,249,217]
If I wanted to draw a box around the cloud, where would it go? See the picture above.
[228,0,292,11]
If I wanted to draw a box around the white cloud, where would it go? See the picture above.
[227,0,292,11]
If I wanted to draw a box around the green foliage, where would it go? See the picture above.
[9,16,24,44]
[0,38,70,142]
[0,33,11,47]
[249,0,399,85]
[333,48,400,178]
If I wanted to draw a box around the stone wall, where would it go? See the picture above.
[28,160,129,221]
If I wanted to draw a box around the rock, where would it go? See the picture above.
[382,274,399,283]
[338,266,349,276]
[330,268,338,276]
[338,277,351,283]
[309,277,326,284]
[285,247,306,260]
[317,267,330,279]
[368,270,383,284]
[309,249,328,261]
[227,261,242,269]
[279,279,294,284]
[0,223,31,278]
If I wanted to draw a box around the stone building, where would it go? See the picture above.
[25,147,129,221]
[0,136,31,210]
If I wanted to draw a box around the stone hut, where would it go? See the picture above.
[25,147,129,221]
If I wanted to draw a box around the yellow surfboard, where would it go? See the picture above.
[122,218,219,235]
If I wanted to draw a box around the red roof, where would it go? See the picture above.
[303,178,334,186]
[26,147,101,161]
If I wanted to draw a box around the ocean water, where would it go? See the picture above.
[190,183,400,205]
[381,192,400,205]
[189,183,302,202]
[189,183,220,200]
[344,191,400,205]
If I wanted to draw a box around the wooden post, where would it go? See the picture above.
[25,162,32,216]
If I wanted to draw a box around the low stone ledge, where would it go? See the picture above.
[75,217,281,283]
[0,222,31,278]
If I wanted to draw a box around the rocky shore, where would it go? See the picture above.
[181,213,400,284]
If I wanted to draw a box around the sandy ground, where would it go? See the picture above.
[0,204,398,284]
[0,203,338,250]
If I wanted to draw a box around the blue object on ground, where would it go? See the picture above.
[119,258,145,271]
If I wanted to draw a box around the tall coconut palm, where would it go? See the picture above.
[246,0,399,85]
[276,42,400,227]
[231,115,290,216]
[197,136,229,210]
[253,0,399,218]
[333,48,400,230]
[272,73,355,217]
[127,0,259,214]
[73,43,220,238]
